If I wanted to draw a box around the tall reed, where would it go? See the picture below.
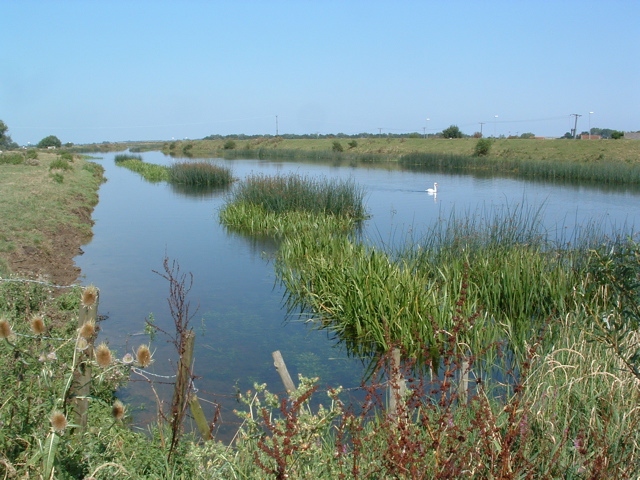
[168,161,233,187]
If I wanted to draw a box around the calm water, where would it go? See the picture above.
[75,150,639,435]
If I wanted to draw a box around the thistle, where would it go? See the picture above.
[50,410,68,433]
[0,318,12,339]
[112,399,125,421]
[95,342,112,367]
[81,285,98,307]
[136,344,152,368]
[79,320,96,339]
[30,315,46,335]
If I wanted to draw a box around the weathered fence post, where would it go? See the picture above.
[73,286,99,431]
[458,358,470,405]
[389,348,407,420]
[272,350,297,394]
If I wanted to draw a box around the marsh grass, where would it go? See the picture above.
[220,173,367,237]
[168,161,233,187]
[275,202,609,375]
[114,156,169,182]
[400,151,640,184]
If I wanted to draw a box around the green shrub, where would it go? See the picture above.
[49,158,72,171]
[223,139,237,150]
[348,139,358,149]
[473,137,493,156]
[332,140,344,152]
[114,153,142,163]
[0,152,24,165]
[26,149,38,160]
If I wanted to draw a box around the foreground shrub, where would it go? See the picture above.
[473,137,492,156]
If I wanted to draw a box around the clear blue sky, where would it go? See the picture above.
[1,0,638,145]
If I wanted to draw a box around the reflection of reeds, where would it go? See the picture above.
[168,161,233,187]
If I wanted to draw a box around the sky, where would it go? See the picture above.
[1,0,638,145]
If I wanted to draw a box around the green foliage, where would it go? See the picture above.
[611,130,624,139]
[169,161,233,187]
[473,137,493,156]
[26,148,38,159]
[114,157,169,183]
[580,238,640,380]
[49,158,72,171]
[0,152,24,165]
[223,139,236,150]
[114,153,142,163]
[0,119,18,149]
[332,140,344,152]
[37,135,62,149]
[520,132,535,138]
[347,139,358,149]
[441,124,463,138]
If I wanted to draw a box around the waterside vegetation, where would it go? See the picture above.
[114,153,233,187]
[1,147,640,478]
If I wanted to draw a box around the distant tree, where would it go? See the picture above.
[611,130,624,140]
[37,135,62,148]
[473,132,483,138]
[223,139,236,150]
[441,125,463,139]
[0,120,18,149]
[520,132,535,139]
[560,132,573,139]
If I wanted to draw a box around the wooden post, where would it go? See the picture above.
[272,350,296,394]
[171,330,195,423]
[189,394,212,441]
[73,286,99,431]
[458,358,470,405]
[389,348,406,419]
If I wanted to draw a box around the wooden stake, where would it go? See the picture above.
[272,350,296,394]
[73,287,99,431]
[389,348,406,419]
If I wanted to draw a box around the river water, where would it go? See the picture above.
[74,150,639,436]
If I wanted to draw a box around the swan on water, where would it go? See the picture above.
[427,182,438,194]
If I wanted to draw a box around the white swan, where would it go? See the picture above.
[426,182,438,194]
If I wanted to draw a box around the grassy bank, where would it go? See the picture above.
[162,137,640,162]
[0,150,104,281]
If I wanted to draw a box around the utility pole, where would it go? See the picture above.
[378,128,382,135]
[275,115,279,136]
[570,114,582,139]
[479,122,485,137]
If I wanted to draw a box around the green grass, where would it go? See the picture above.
[168,161,233,187]
[114,156,169,182]
[0,152,104,277]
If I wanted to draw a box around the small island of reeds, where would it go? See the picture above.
[219,172,368,236]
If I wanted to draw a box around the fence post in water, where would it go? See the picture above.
[272,350,297,394]
[172,330,195,425]
[389,348,406,420]
[73,286,99,431]
[458,358,470,405]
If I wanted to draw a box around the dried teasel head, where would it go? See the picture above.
[136,344,152,368]
[112,400,125,421]
[50,410,68,433]
[79,320,96,339]
[81,285,98,307]
[95,342,112,367]
[30,315,46,335]
[0,318,13,340]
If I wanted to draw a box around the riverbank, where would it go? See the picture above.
[0,150,104,285]
[160,137,640,164]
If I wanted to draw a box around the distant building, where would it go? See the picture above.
[624,132,640,140]
[580,134,602,140]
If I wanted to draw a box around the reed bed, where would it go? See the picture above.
[168,161,233,187]
[231,173,367,217]
[400,151,640,184]
[276,202,607,374]
[114,156,168,182]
